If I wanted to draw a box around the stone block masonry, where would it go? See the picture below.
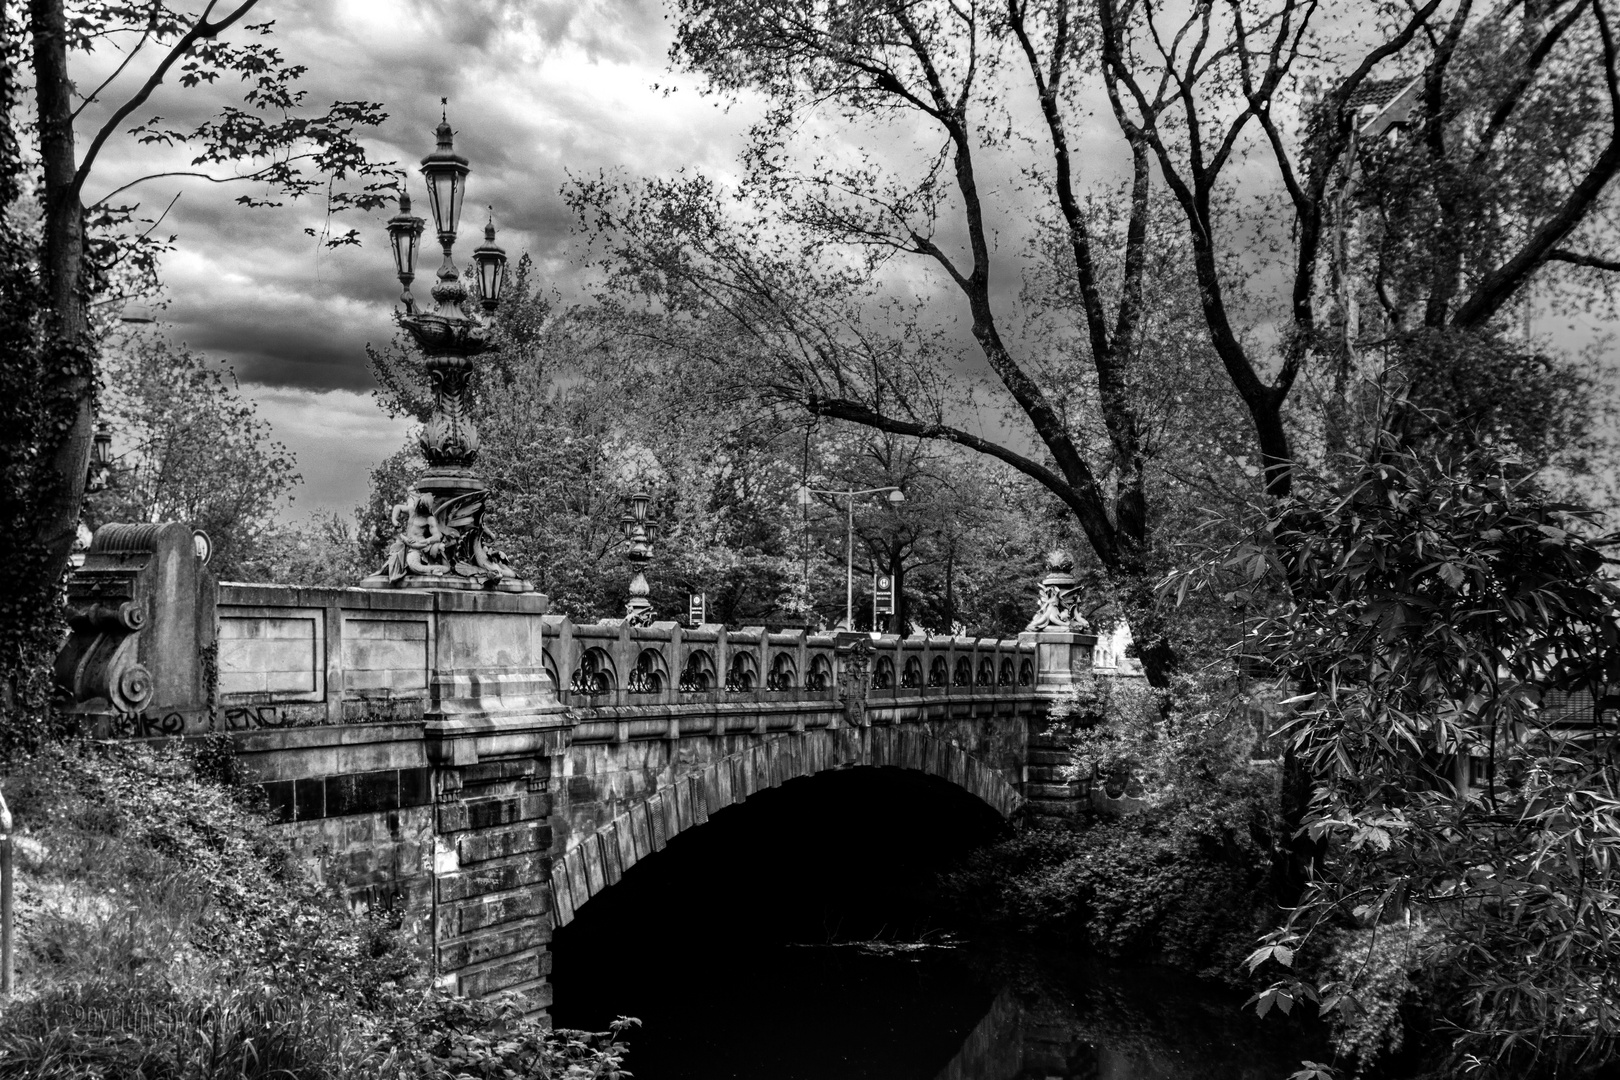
[62,566,1102,1022]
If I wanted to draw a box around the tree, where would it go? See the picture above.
[367,257,1048,630]
[574,0,1620,682]
[798,426,1048,634]
[3,0,390,743]
[85,327,299,578]
[1179,430,1620,1078]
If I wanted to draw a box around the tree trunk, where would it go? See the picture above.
[30,0,95,578]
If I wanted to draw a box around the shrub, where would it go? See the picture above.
[376,991,636,1080]
[0,738,634,1079]
[1315,922,1442,1079]
[937,794,1276,982]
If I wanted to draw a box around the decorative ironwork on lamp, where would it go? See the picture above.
[471,210,507,312]
[360,105,530,593]
[87,421,113,493]
[386,192,425,310]
[621,491,659,626]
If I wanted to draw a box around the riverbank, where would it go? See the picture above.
[0,738,630,1079]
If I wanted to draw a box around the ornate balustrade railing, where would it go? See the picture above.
[53,530,1101,740]
[162,584,1046,737]
[542,616,1037,716]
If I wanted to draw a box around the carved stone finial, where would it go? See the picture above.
[1025,548,1089,633]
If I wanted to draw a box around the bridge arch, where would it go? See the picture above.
[549,726,1023,927]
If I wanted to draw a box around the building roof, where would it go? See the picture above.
[1347,77,1414,111]
[1538,685,1620,729]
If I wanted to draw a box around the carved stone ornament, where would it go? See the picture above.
[419,356,481,466]
[55,598,152,714]
[625,570,656,627]
[54,522,203,716]
[361,486,533,592]
[1025,549,1090,633]
[837,634,873,727]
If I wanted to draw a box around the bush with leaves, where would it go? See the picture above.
[374,992,635,1080]
[0,739,636,1079]
[1177,436,1620,1078]
[937,800,1276,982]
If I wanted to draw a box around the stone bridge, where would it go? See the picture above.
[56,524,1119,1018]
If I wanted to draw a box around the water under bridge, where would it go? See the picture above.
[55,522,1128,1018]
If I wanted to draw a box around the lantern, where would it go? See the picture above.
[471,210,507,311]
[386,189,425,290]
[87,420,113,492]
[419,115,470,244]
[622,492,658,551]
[90,421,113,471]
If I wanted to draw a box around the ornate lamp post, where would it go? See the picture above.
[621,491,660,625]
[361,108,531,593]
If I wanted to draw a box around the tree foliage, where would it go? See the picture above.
[365,258,1046,631]
[1176,430,1620,1077]
[574,0,1620,685]
[2,0,390,753]
[85,328,299,578]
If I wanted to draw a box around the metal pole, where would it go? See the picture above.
[845,496,854,631]
[0,789,13,998]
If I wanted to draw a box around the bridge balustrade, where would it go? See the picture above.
[539,617,1040,721]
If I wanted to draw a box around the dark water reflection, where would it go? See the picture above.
[556,938,1319,1080]
[550,767,1320,1078]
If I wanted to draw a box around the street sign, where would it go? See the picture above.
[688,592,706,627]
[874,573,895,616]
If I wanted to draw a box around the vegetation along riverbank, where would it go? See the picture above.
[0,737,633,1079]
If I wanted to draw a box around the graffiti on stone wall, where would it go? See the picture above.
[108,710,187,738]
[213,697,422,730]
[219,702,324,730]
[222,704,291,729]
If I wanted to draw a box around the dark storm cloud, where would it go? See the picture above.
[76,0,758,400]
[59,0,762,513]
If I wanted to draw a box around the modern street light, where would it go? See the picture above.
[798,484,905,631]
[360,104,531,592]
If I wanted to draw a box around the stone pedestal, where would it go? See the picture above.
[1019,629,1098,818]
[1018,629,1099,694]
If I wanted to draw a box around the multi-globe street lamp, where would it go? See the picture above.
[798,484,906,631]
[360,107,531,593]
[620,491,661,626]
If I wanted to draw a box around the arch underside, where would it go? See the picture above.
[549,726,1022,927]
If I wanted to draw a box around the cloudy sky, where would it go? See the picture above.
[71,1,1618,526]
[78,0,774,520]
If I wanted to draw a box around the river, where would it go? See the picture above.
[549,768,1322,1079]
[553,935,1322,1080]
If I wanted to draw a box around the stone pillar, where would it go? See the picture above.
[418,590,573,1018]
[1018,550,1097,818]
